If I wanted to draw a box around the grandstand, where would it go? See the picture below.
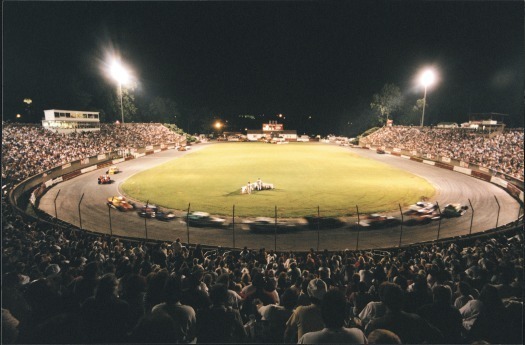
[1,123,523,344]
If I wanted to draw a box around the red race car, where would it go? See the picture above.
[98,175,112,184]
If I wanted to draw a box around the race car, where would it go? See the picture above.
[186,211,226,227]
[404,201,439,216]
[376,148,386,154]
[177,146,187,151]
[356,214,401,228]
[106,166,120,174]
[137,204,158,218]
[97,175,112,184]
[248,217,297,233]
[304,216,345,229]
[107,196,134,211]
[155,210,177,221]
[442,203,468,217]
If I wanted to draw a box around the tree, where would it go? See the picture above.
[108,82,139,122]
[148,97,180,123]
[370,83,403,125]
[398,98,426,126]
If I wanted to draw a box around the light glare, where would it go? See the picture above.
[110,60,130,84]
[420,69,436,87]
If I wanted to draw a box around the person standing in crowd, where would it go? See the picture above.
[196,283,247,343]
[298,289,367,344]
[151,275,196,343]
[284,278,327,342]
[365,282,443,344]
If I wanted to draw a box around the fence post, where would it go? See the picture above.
[78,193,84,230]
[494,195,500,229]
[317,206,320,252]
[518,205,523,225]
[186,203,191,244]
[436,201,442,240]
[398,204,403,247]
[144,200,149,240]
[232,205,236,249]
[108,204,113,237]
[468,199,474,235]
[355,205,360,251]
[274,206,277,252]
[53,189,61,222]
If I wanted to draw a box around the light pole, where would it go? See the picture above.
[110,60,130,124]
[419,69,436,127]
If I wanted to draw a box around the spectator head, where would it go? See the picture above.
[307,278,327,303]
[130,312,177,343]
[368,329,402,344]
[209,283,229,306]
[164,275,183,304]
[432,285,452,304]
[280,288,298,310]
[321,289,346,328]
[382,282,404,312]
[458,281,471,297]
[95,273,118,300]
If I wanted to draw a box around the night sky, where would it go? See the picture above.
[3,1,524,135]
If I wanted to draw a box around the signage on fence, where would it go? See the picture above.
[441,157,451,163]
[167,145,175,149]
[45,179,54,188]
[401,155,411,159]
[490,176,508,188]
[478,166,489,173]
[80,166,97,174]
[145,145,153,150]
[112,158,125,164]
[62,163,71,170]
[53,177,63,185]
[411,150,417,156]
[459,161,469,168]
[426,153,432,159]
[97,154,106,160]
[453,166,472,175]
[423,160,435,166]
[81,158,90,165]
[154,149,161,153]
[393,148,401,153]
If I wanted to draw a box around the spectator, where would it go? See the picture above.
[298,289,367,344]
[80,273,133,343]
[367,329,401,344]
[365,282,443,343]
[151,274,196,343]
[418,285,464,343]
[284,278,327,342]
[196,283,247,343]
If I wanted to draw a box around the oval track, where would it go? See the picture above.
[38,143,521,251]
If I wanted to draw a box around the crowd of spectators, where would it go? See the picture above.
[2,190,523,344]
[360,126,524,180]
[1,123,184,183]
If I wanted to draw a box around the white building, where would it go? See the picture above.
[42,109,101,133]
[246,121,297,141]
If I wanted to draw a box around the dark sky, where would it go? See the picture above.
[3,0,524,134]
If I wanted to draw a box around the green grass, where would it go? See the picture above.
[121,142,435,217]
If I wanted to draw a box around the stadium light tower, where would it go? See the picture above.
[110,59,130,124]
[419,68,436,127]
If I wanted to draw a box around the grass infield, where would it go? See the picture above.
[121,142,435,217]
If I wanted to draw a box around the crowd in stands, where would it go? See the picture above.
[2,190,523,344]
[361,126,524,180]
[1,123,184,183]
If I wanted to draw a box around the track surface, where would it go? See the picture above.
[38,143,521,251]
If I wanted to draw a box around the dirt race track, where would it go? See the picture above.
[38,143,521,251]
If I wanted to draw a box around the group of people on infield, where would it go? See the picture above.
[242,178,274,194]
